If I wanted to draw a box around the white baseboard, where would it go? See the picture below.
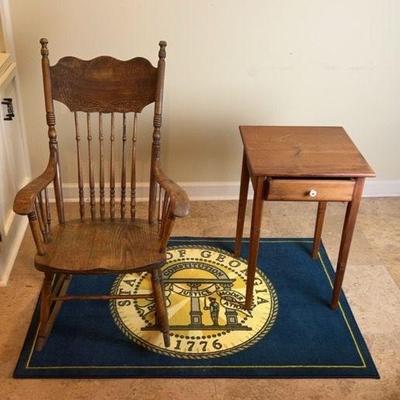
[50,180,400,202]
[0,217,28,286]
[48,182,242,202]
[363,180,400,197]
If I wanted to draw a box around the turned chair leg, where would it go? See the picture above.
[151,268,170,347]
[35,273,71,351]
[36,271,53,351]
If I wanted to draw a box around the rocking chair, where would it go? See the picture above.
[13,39,189,350]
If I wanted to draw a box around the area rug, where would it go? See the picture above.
[14,238,379,379]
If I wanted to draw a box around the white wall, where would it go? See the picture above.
[9,0,400,195]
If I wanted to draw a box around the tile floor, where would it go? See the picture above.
[1,198,400,399]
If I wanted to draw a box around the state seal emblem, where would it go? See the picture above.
[110,245,278,359]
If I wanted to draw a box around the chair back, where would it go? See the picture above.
[40,38,167,222]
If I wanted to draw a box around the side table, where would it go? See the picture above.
[234,126,375,309]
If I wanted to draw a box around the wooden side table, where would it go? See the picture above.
[234,126,375,310]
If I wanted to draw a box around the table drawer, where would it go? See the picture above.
[266,179,355,201]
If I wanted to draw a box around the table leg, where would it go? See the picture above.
[245,176,265,309]
[234,150,250,257]
[331,178,365,309]
[312,201,327,259]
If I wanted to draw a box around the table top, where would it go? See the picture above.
[240,126,375,178]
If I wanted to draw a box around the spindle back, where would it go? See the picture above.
[39,38,166,223]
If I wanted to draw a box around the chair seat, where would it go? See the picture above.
[35,219,165,274]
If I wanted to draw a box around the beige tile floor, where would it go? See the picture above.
[1,198,400,400]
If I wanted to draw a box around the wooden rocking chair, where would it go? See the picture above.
[13,39,189,350]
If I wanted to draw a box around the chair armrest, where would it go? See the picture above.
[154,165,189,218]
[13,156,57,215]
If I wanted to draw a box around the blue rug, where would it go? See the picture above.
[14,238,379,379]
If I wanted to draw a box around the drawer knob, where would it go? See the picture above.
[309,189,317,198]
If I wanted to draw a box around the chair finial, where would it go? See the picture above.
[40,38,49,56]
[158,41,167,59]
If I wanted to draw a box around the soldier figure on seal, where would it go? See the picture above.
[204,297,220,326]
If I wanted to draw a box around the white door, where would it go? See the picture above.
[0,61,31,284]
